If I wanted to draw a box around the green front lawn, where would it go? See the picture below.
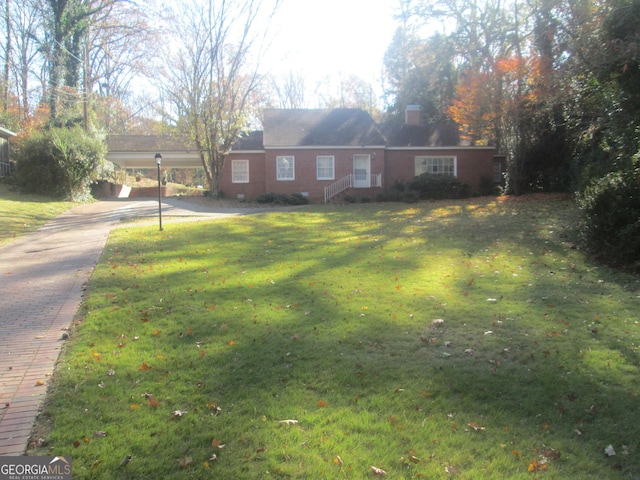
[0,184,76,244]
[33,196,640,479]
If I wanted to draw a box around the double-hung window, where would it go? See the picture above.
[276,156,295,181]
[415,156,456,176]
[316,155,335,180]
[231,159,249,183]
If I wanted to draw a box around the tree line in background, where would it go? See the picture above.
[0,0,639,266]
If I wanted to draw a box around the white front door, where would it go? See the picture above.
[353,154,371,188]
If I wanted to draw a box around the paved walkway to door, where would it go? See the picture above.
[0,198,268,455]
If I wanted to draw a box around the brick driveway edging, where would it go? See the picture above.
[0,198,256,455]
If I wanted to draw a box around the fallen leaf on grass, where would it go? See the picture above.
[277,419,298,425]
[317,400,327,407]
[370,465,387,475]
[430,319,445,328]
[542,448,561,460]
[445,465,460,475]
[175,456,192,468]
[212,439,225,449]
[527,458,548,472]
[467,422,486,432]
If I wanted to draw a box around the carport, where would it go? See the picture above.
[103,135,203,198]
[106,135,201,168]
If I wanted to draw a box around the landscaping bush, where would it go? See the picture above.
[407,173,471,199]
[14,127,106,201]
[477,174,499,196]
[256,192,309,205]
[578,169,640,267]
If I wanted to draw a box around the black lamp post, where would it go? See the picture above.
[155,153,163,231]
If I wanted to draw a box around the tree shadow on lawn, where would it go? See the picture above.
[41,197,640,477]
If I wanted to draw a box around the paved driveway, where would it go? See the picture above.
[0,198,268,455]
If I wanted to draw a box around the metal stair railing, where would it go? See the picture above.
[324,174,353,203]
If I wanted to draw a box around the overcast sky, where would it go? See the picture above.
[262,0,400,104]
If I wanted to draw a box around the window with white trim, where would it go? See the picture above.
[231,159,249,183]
[415,156,456,176]
[316,155,335,180]
[276,156,295,181]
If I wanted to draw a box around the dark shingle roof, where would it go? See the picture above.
[106,135,197,153]
[263,109,386,147]
[231,131,263,150]
[383,122,460,147]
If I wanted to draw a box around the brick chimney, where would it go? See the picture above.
[405,105,421,125]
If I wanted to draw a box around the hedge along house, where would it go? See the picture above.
[106,106,503,202]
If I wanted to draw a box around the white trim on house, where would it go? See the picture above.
[231,159,250,183]
[387,146,494,151]
[276,155,295,181]
[316,155,335,180]
[264,145,386,150]
[0,127,16,138]
[106,151,202,168]
[415,155,457,177]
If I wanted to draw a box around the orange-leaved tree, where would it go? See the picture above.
[448,55,549,193]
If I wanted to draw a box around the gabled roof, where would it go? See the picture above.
[382,122,461,147]
[263,108,385,147]
[232,131,263,151]
[106,135,196,153]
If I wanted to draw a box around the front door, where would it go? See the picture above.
[353,154,371,188]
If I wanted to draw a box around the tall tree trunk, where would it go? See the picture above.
[3,0,10,113]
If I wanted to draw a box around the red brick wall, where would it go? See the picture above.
[384,148,496,192]
[264,148,386,203]
[219,152,266,200]
[220,147,498,203]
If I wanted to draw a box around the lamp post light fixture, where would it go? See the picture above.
[155,153,163,231]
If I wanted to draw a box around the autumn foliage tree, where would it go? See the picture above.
[449,55,558,193]
[159,0,281,198]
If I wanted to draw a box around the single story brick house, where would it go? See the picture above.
[107,106,503,203]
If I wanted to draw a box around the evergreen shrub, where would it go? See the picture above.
[578,169,640,267]
[407,173,471,199]
[14,127,106,201]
